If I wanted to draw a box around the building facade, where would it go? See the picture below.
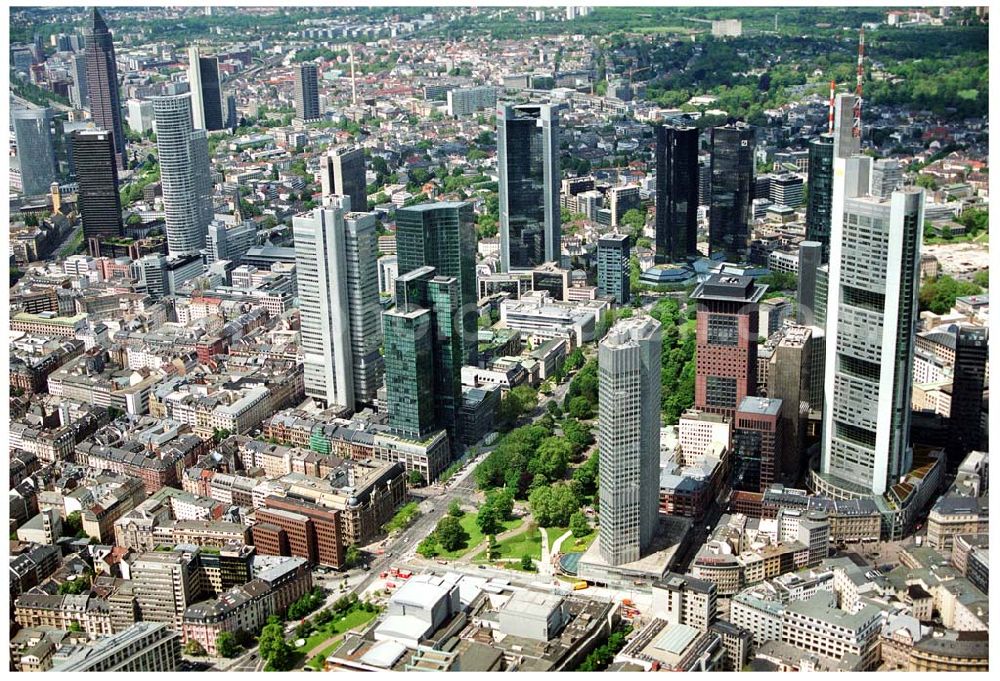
[709,122,755,261]
[654,125,699,264]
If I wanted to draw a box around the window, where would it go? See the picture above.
[707,314,739,346]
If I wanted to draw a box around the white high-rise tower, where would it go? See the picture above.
[293,196,383,411]
[597,315,662,566]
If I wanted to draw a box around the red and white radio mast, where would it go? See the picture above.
[853,27,864,139]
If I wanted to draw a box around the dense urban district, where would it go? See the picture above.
[6,4,990,674]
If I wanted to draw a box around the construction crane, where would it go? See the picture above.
[627,65,651,85]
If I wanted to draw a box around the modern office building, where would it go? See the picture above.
[732,396,783,493]
[654,124,700,264]
[126,98,155,134]
[384,266,464,440]
[871,158,905,199]
[293,197,383,410]
[12,107,57,196]
[497,102,561,271]
[597,315,662,566]
[294,63,320,121]
[131,551,203,630]
[153,94,214,255]
[83,8,125,168]
[766,324,819,477]
[52,622,181,672]
[206,218,258,264]
[446,85,498,117]
[805,134,834,262]
[818,154,924,498]
[395,201,478,366]
[769,173,804,208]
[320,145,367,212]
[692,274,766,421]
[70,53,88,109]
[946,324,988,468]
[187,46,225,131]
[796,241,823,326]
[709,121,755,262]
[597,232,631,305]
[71,129,123,241]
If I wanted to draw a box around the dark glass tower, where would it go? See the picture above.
[321,146,367,212]
[947,324,988,469]
[197,54,225,131]
[709,122,755,262]
[597,233,630,305]
[805,134,834,262]
[395,202,477,366]
[84,8,125,169]
[71,129,123,240]
[497,102,560,271]
[294,63,320,121]
[654,124,699,264]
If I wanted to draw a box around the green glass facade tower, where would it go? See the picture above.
[384,266,464,441]
[395,201,477,366]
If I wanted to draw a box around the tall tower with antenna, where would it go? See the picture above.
[853,27,864,139]
[828,80,836,134]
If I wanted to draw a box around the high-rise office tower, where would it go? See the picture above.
[83,8,125,168]
[698,156,711,207]
[732,396,783,493]
[597,316,662,566]
[320,146,367,212]
[71,129,123,241]
[153,94,214,255]
[12,107,57,196]
[654,124,699,264]
[805,134,834,261]
[597,232,630,305]
[709,121,755,262]
[796,240,823,326]
[294,63,320,121]
[187,46,224,131]
[693,274,767,421]
[70,53,88,109]
[767,324,819,479]
[946,324,988,469]
[395,202,477,366]
[293,197,383,411]
[819,155,924,498]
[225,93,238,130]
[383,266,463,440]
[497,102,561,272]
[871,158,905,199]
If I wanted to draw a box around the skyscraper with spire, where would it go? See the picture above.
[84,8,126,168]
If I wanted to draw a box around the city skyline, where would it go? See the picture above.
[5,4,990,674]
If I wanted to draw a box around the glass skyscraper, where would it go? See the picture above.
[321,145,367,213]
[597,233,630,306]
[12,107,56,196]
[84,8,125,168]
[71,128,123,241]
[383,266,463,440]
[497,102,561,272]
[654,124,699,264]
[153,94,214,255]
[805,134,834,262]
[188,46,224,131]
[395,202,477,366]
[709,121,755,262]
[294,63,320,121]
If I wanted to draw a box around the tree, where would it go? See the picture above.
[184,639,207,657]
[344,545,362,570]
[570,511,590,538]
[257,620,285,661]
[417,535,440,558]
[215,631,239,658]
[919,275,982,314]
[567,396,594,420]
[476,505,503,536]
[561,418,594,457]
[435,516,468,552]
[486,534,500,560]
[572,451,600,498]
[488,488,515,520]
[529,484,580,528]
[521,553,535,571]
[267,639,295,671]
[58,578,89,595]
[448,499,463,518]
[408,470,426,487]
[64,511,85,538]
[972,269,988,289]
[533,437,573,481]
